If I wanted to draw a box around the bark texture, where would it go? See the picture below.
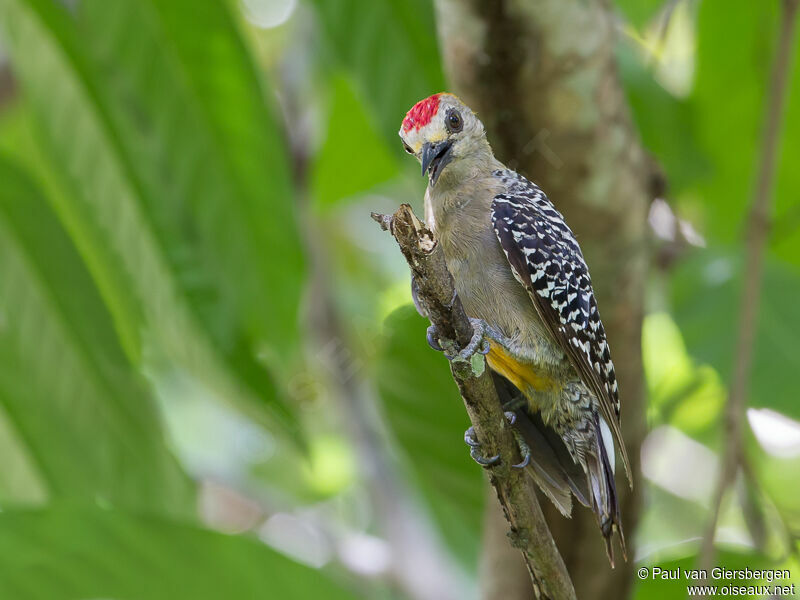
[433,1,650,598]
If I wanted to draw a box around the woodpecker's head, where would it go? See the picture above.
[399,93,487,187]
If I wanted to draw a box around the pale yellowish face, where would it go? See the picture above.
[398,93,485,186]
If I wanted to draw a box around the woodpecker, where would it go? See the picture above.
[399,93,631,563]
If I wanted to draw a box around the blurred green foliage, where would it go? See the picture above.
[0,0,798,598]
[0,506,356,600]
[0,159,193,514]
[309,0,444,144]
[377,306,483,567]
[312,76,398,209]
[0,0,303,432]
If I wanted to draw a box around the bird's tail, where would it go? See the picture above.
[491,373,627,565]
[491,373,589,518]
[585,412,626,567]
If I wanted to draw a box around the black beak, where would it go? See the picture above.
[420,140,454,187]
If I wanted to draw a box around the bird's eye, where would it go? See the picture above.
[445,110,463,133]
[402,141,414,154]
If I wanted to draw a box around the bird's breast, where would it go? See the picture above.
[438,221,564,370]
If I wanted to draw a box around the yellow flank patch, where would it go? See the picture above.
[486,343,558,393]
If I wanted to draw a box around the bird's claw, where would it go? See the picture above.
[426,325,443,352]
[449,318,491,361]
[427,319,490,378]
[441,317,491,376]
[463,413,531,469]
[426,319,492,361]
[512,437,531,469]
[505,411,531,469]
[464,426,500,467]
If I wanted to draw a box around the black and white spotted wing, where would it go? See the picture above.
[490,169,631,482]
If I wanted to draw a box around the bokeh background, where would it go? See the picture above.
[0,0,798,598]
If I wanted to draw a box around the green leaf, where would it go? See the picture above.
[617,42,709,194]
[376,305,484,567]
[614,0,666,28]
[308,0,446,145]
[0,505,359,600]
[688,0,800,263]
[0,157,194,515]
[77,0,305,358]
[311,75,398,209]
[642,313,725,445]
[670,250,800,421]
[689,0,778,247]
[755,449,800,535]
[622,0,800,263]
[0,0,303,432]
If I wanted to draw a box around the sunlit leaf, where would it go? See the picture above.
[642,313,725,441]
[0,0,303,433]
[0,158,194,515]
[671,250,800,422]
[312,75,398,209]
[759,452,800,534]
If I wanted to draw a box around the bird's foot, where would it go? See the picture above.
[504,411,531,469]
[464,426,500,467]
[426,319,491,378]
[449,317,492,361]
[426,324,443,352]
[426,319,491,358]
[463,412,531,469]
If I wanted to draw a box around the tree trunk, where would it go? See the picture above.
[433,1,651,598]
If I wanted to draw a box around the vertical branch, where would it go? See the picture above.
[699,0,800,572]
[373,205,577,600]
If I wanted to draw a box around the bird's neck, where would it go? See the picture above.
[425,142,502,232]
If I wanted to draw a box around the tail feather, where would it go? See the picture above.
[491,373,589,517]
[588,412,626,567]
[489,372,627,565]
[516,411,590,509]
[516,412,573,517]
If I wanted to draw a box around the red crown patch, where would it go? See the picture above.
[402,94,442,132]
